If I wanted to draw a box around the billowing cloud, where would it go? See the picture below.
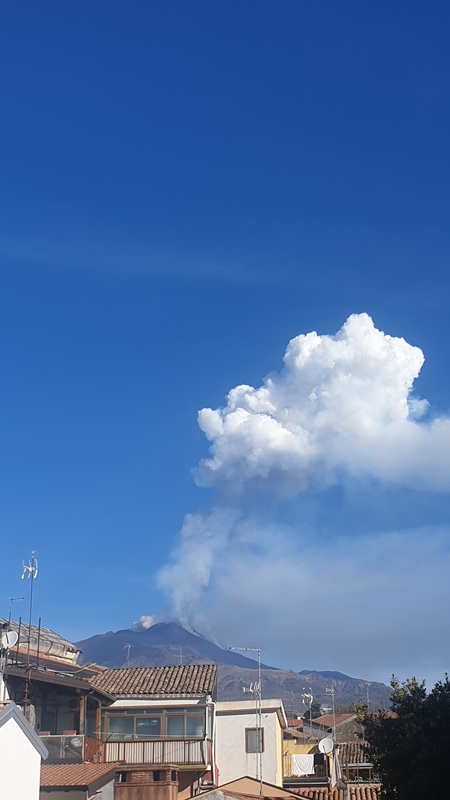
[131,614,157,631]
[196,313,450,492]
[157,314,450,682]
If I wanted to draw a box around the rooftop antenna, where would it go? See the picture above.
[21,550,38,715]
[325,680,337,741]
[124,643,132,667]
[8,597,24,627]
[230,646,263,795]
[301,686,314,739]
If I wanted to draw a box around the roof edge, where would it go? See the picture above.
[0,702,48,759]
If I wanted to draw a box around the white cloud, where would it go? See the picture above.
[157,314,450,682]
[195,313,450,492]
[131,614,157,631]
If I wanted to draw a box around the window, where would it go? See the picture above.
[108,716,134,740]
[105,708,206,740]
[245,728,264,753]
[186,715,204,737]
[167,716,184,737]
[136,717,161,738]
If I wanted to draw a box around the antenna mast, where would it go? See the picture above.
[124,643,132,668]
[230,646,263,795]
[325,680,337,741]
[21,550,38,716]
[8,597,24,627]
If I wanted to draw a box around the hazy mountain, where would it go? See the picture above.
[76,621,392,709]
[298,669,352,681]
[76,621,274,670]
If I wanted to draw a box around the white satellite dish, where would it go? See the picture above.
[319,737,334,754]
[1,631,18,650]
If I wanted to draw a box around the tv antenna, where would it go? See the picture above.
[124,643,132,667]
[301,686,314,738]
[230,646,263,795]
[8,597,24,626]
[325,680,337,741]
[21,550,39,714]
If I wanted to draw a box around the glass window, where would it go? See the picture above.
[186,715,204,737]
[108,717,134,740]
[136,717,161,738]
[245,728,264,753]
[167,715,184,737]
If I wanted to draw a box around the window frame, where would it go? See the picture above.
[245,727,264,753]
[105,707,206,741]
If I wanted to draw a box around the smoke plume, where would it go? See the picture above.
[157,314,450,680]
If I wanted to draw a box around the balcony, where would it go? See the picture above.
[104,737,211,767]
[39,732,211,768]
[38,734,105,764]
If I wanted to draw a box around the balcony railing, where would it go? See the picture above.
[39,734,105,764]
[104,737,210,766]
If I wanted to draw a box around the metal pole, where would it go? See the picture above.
[8,597,24,627]
[331,681,336,742]
[229,646,263,796]
[326,681,336,741]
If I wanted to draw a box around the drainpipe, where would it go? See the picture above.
[206,696,217,788]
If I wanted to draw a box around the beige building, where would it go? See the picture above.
[215,699,287,788]
[0,701,49,800]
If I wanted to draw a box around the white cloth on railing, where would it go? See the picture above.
[291,753,314,775]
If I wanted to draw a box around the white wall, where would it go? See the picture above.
[39,779,115,800]
[0,715,42,800]
[0,674,11,704]
[215,704,282,787]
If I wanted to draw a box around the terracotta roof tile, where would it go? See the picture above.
[338,741,372,766]
[222,793,297,800]
[292,787,380,800]
[310,714,355,728]
[40,762,119,789]
[89,663,217,697]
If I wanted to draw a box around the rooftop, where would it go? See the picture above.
[40,762,119,790]
[308,714,355,728]
[1,618,79,664]
[338,741,372,766]
[89,663,218,697]
[292,787,380,800]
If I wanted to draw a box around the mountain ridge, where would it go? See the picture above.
[76,621,392,710]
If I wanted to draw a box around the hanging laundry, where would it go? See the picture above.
[291,753,315,775]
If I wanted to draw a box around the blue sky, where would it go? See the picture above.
[1,1,450,685]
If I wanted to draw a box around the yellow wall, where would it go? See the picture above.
[275,714,283,784]
[283,739,318,777]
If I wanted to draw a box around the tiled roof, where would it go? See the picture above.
[40,762,118,789]
[220,793,298,800]
[293,786,380,800]
[284,727,311,741]
[0,618,79,653]
[339,741,372,766]
[310,714,355,728]
[89,663,218,696]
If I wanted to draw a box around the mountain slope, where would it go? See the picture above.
[76,621,273,670]
[76,621,391,709]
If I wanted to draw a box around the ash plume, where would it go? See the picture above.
[157,314,450,681]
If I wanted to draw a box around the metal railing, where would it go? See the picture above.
[38,734,105,764]
[104,737,210,766]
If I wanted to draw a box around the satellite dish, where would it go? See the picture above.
[1,631,18,650]
[319,737,334,754]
